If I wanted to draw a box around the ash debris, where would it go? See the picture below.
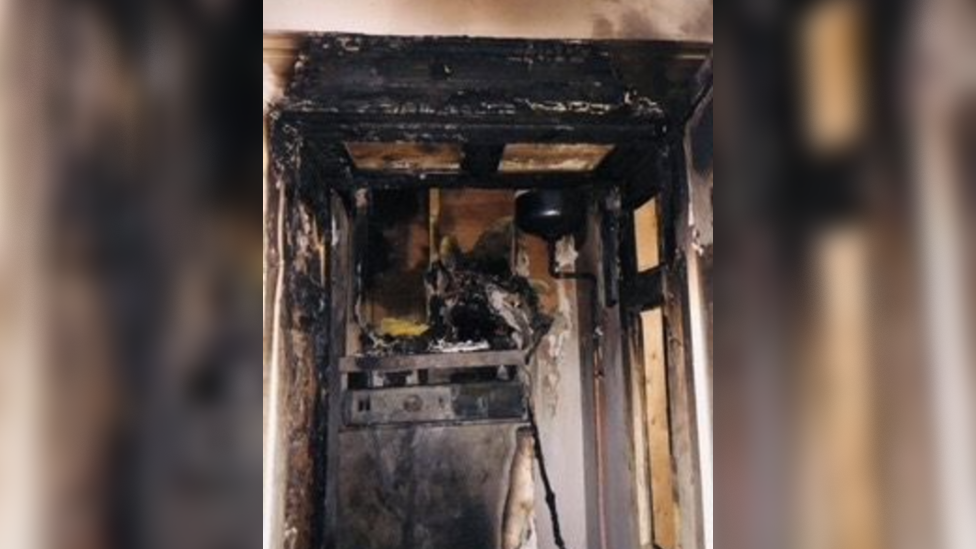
[363,223,551,357]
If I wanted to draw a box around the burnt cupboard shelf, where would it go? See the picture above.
[339,349,526,373]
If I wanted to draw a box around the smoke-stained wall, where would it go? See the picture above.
[263,0,712,43]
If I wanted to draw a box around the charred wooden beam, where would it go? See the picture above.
[325,191,353,548]
[660,134,706,549]
[461,144,505,177]
[265,116,332,549]
[601,190,622,307]
[661,256,705,549]
[620,145,671,210]
[280,33,667,154]
[595,144,649,180]
[338,172,600,192]
[290,35,623,108]
[295,118,663,146]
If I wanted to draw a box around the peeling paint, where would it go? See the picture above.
[533,236,580,419]
[554,236,579,270]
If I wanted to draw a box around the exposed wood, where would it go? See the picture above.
[661,134,704,549]
[621,188,677,549]
[263,32,304,111]
[263,32,303,73]
[798,228,880,549]
[618,203,649,549]
[437,189,514,254]
[800,1,865,155]
[498,143,615,173]
[641,308,678,549]
[345,142,463,173]
[662,256,703,549]
[634,198,660,271]
[340,349,526,373]
[626,309,654,549]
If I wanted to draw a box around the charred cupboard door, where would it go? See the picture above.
[336,421,527,549]
[331,190,533,549]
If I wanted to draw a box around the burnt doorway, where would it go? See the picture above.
[265,33,709,549]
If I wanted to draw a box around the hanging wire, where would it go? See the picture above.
[522,327,569,549]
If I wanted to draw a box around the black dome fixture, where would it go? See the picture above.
[514,189,586,243]
[515,189,595,285]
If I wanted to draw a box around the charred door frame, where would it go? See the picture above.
[616,56,712,549]
[265,33,709,549]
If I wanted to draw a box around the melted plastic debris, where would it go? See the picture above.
[377,317,429,338]
[362,232,551,357]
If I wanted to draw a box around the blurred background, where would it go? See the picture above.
[1,0,975,548]
[0,1,256,549]
[722,1,976,549]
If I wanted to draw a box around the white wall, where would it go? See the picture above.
[263,0,712,42]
